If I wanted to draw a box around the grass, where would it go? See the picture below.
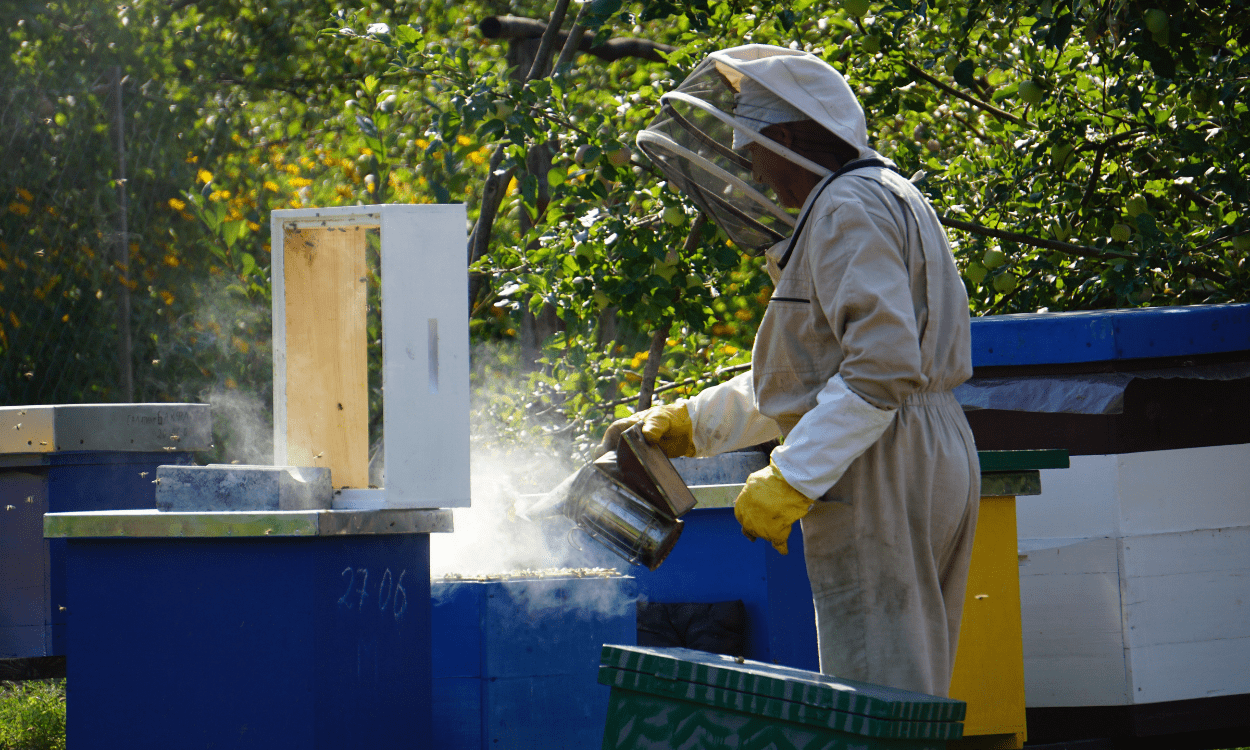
[0,680,65,750]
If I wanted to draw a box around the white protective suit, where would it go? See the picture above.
[653,46,980,697]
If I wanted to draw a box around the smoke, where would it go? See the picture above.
[428,343,635,616]
[201,388,274,465]
[428,442,624,582]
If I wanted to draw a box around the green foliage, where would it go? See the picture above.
[4,0,1248,459]
[0,680,66,750]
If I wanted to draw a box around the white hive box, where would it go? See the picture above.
[1017,442,1250,708]
[270,204,469,508]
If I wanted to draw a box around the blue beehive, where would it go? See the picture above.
[431,575,637,749]
[0,403,209,660]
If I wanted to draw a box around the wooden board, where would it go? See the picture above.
[950,496,1028,747]
[1114,443,1250,536]
[1120,525,1250,704]
[1017,536,1130,707]
[279,225,369,489]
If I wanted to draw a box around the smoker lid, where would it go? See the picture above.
[599,645,966,737]
[605,424,697,518]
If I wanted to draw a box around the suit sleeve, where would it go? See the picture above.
[683,371,783,457]
[770,191,925,499]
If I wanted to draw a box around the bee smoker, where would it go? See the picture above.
[529,425,697,571]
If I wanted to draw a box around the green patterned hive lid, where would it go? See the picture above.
[599,645,965,740]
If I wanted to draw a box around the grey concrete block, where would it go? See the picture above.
[155,465,333,511]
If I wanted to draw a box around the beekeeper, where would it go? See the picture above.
[600,45,979,697]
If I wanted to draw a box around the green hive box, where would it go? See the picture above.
[598,645,965,750]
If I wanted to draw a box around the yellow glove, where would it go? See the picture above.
[597,403,695,459]
[733,461,813,555]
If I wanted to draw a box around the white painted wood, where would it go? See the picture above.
[380,204,470,508]
[270,211,287,462]
[270,204,469,509]
[332,489,389,510]
[1018,455,1121,539]
[1115,443,1250,536]
[1126,636,1250,704]
[1118,526,1250,703]
[1017,536,1130,707]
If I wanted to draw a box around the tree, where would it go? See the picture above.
[5,0,1247,462]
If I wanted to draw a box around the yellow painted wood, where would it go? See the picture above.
[281,225,369,489]
[948,495,1027,750]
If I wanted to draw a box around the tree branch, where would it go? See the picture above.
[637,214,706,410]
[479,16,675,63]
[525,0,574,81]
[940,216,1116,258]
[903,60,1030,128]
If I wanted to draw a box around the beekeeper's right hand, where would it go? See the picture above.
[597,402,695,459]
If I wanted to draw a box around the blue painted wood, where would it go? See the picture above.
[626,508,819,672]
[431,677,482,749]
[64,534,432,749]
[432,582,483,679]
[0,451,195,659]
[430,577,636,750]
[970,303,1250,367]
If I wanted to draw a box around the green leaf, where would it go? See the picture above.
[222,220,246,249]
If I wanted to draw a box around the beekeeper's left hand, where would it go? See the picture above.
[734,461,814,555]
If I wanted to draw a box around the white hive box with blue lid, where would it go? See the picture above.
[960,303,1250,738]
[270,204,469,508]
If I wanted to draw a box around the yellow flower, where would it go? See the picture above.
[289,177,312,188]
[335,185,353,198]
[168,197,186,211]
[62,314,69,323]
[415,138,429,149]
[247,221,260,232]
[263,181,279,192]
[197,169,213,184]
[186,154,199,164]
[8,202,30,216]
[163,254,180,267]
[209,190,225,202]
[16,188,33,201]
[720,345,739,355]
[457,135,473,147]
[232,336,249,354]
[225,377,238,389]
[506,177,518,195]
[180,211,195,222]
[468,150,486,165]
[160,291,175,305]
[360,147,373,156]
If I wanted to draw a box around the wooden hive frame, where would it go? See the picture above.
[270,204,469,508]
